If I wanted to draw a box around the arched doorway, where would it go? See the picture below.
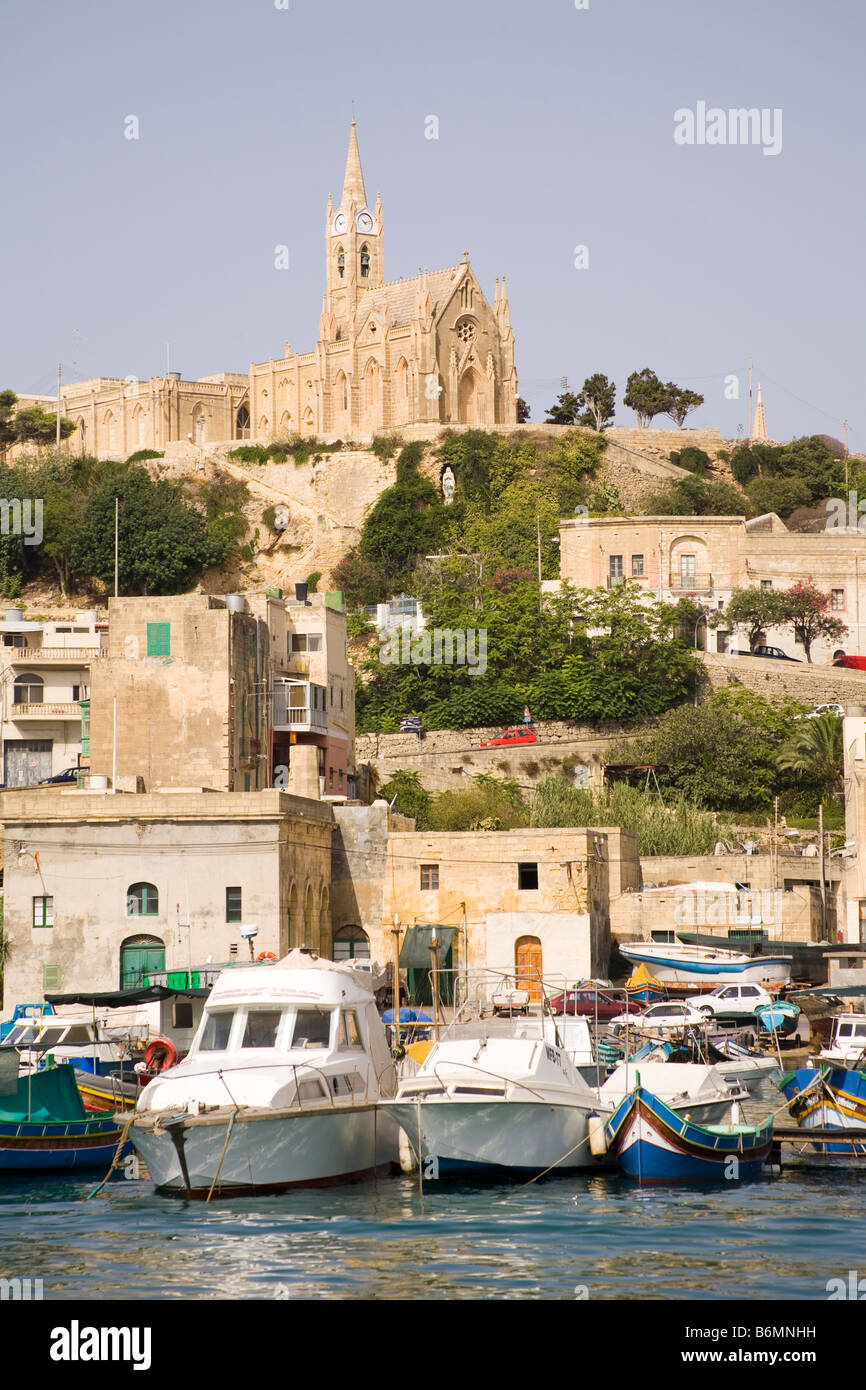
[236,404,250,439]
[332,924,370,961]
[120,934,165,990]
[458,368,481,424]
[192,404,206,444]
[515,935,543,1002]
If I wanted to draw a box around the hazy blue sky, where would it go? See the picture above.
[2,0,863,448]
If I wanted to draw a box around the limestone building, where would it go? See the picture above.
[17,123,517,456]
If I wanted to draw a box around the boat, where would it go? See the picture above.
[778,1065,866,1157]
[129,950,399,1197]
[0,1051,129,1173]
[815,1013,866,1066]
[0,1002,55,1043]
[755,1000,801,1037]
[625,963,666,1006]
[604,1078,773,1183]
[629,1035,779,1095]
[2,1012,134,1076]
[381,1025,612,1177]
[618,941,792,987]
[598,1059,749,1125]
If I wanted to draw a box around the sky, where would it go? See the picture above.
[2,0,863,449]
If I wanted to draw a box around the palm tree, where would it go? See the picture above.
[775,714,843,799]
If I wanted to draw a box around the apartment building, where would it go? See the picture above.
[557,514,866,662]
[0,608,105,787]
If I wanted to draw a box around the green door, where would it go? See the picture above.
[120,936,165,990]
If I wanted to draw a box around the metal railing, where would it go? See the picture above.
[668,574,713,593]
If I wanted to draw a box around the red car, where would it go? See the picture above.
[549,987,641,1020]
[480,726,537,749]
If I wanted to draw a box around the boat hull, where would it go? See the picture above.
[384,1098,608,1176]
[619,946,791,986]
[0,1119,126,1172]
[131,1103,398,1197]
[606,1090,772,1183]
[780,1067,866,1156]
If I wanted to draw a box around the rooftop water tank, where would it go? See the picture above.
[226,594,246,613]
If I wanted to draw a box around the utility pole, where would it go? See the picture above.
[844,420,850,491]
[818,800,828,941]
[747,358,753,440]
[56,362,62,449]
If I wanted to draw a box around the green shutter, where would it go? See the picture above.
[43,963,62,992]
[146,623,171,657]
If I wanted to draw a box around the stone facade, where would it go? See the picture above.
[558,514,866,663]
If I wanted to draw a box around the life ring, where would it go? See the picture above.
[144,1037,178,1072]
[256,951,278,962]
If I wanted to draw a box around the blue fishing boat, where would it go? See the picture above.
[779,1065,866,1157]
[604,1079,773,1183]
[755,1000,800,1036]
[0,1055,128,1173]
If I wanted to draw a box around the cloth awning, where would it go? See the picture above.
[399,925,458,970]
[45,986,209,1007]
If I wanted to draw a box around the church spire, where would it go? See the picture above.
[341,120,367,209]
[753,384,768,441]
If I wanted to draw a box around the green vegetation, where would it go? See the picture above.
[717,582,847,662]
[622,370,704,429]
[729,435,844,509]
[125,449,164,463]
[305,571,321,594]
[644,474,749,517]
[0,390,74,457]
[370,434,403,461]
[378,769,731,853]
[669,446,711,476]
[775,714,843,798]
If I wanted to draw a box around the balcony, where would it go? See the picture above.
[9,647,104,664]
[668,574,714,594]
[272,680,328,734]
[10,702,84,720]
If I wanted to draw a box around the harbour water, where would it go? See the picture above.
[3,1092,864,1302]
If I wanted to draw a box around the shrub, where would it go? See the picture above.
[305,571,321,594]
[346,611,375,639]
[126,449,164,463]
[229,444,270,464]
[670,447,711,476]
[371,434,403,461]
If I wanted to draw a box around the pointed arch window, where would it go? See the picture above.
[336,248,345,279]
[360,245,370,279]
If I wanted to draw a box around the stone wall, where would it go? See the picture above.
[702,652,866,705]
[355,719,643,795]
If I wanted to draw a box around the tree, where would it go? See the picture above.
[780,580,847,663]
[70,466,221,594]
[0,390,74,457]
[664,385,704,428]
[744,475,811,519]
[643,475,749,517]
[720,587,788,652]
[358,442,445,588]
[332,549,391,608]
[775,715,843,800]
[516,397,530,423]
[544,391,581,425]
[670,447,711,476]
[378,770,433,828]
[576,374,616,431]
[623,368,669,428]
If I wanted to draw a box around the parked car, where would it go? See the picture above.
[832,652,866,671]
[549,986,641,1020]
[796,703,844,721]
[751,646,802,662]
[38,767,79,785]
[479,726,537,749]
[689,983,773,1019]
[608,1000,706,1036]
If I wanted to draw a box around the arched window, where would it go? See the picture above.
[127,882,159,917]
[360,245,370,278]
[192,404,205,444]
[236,404,250,439]
[120,934,165,990]
[336,248,345,279]
[104,411,117,452]
[335,371,348,412]
[13,673,43,705]
[332,924,370,961]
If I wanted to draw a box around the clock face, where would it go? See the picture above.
[332,212,347,235]
[356,210,374,232]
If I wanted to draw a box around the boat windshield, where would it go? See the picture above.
[198,1010,235,1052]
[289,1007,332,1050]
[241,1010,283,1049]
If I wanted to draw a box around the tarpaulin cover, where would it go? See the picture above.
[398,925,457,970]
[45,986,209,1008]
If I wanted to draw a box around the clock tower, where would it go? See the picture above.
[325,121,384,336]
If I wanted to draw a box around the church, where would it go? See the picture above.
[249,122,518,438]
[19,124,518,455]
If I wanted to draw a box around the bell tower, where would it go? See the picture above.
[325,121,384,336]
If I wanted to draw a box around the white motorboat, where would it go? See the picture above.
[130,951,399,1197]
[814,1013,866,1066]
[618,941,792,987]
[381,1029,612,1176]
[2,1011,140,1075]
[598,1061,748,1125]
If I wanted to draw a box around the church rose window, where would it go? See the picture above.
[457,319,476,344]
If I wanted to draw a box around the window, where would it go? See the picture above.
[13,673,43,705]
[2,633,25,647]
[609,555,623,586]
[127,882,159,916]
[631,555,644,578]
[518,862,539,891]
[680,554,696,586]
[360,245,370,278]
[420,864,439,891]
[332,924,371,960]
[832,589,845,611]
[33,895,53,928]
[146,623,170,657]
[226,887,242,923]
[291,633,322,653]
[248,632,256,659]
[339,1011,363,1049]
[337,250,345,279]
[242,1009,282,1049]
[42,964,61,992]
[340,688,344,710]
[291,1008,332,1049]
[761,580,773,591]
[199,1011,235,1052]
[172,1001,194,1030]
